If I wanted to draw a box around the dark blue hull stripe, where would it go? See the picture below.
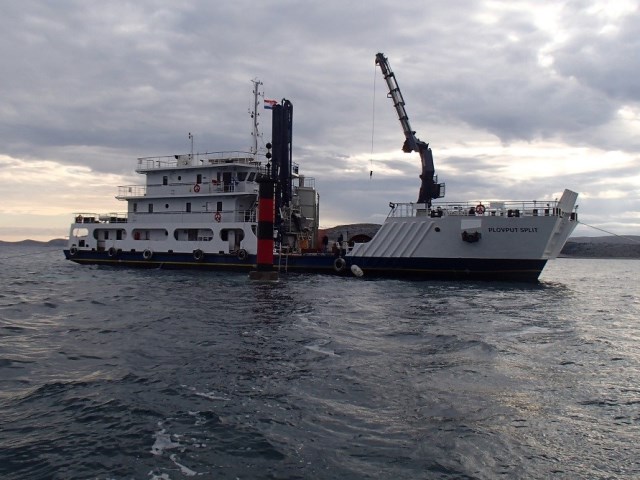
[64,250,547,281]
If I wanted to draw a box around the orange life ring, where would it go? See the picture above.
[475,204,485,215]
[214,211,222,222]
[194,184,201,192]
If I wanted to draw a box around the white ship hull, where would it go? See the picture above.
[65,188,578,281]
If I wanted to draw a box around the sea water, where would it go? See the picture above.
[0,244,639,479]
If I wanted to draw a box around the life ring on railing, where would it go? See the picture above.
[108,247,117,257]
[237,249,248,261]
[142,249,153,260]
[194,184,201,193]
[75,215,83,223]
[69,246,78,256]
[333,257,347,274]
[214,211,222,222]
[193,249,204,261]
[475,204,486,215]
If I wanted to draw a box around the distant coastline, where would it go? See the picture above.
[560,238,640,259]
[2,229,639,259]
[0,239,67,247]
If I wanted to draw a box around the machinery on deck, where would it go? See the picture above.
[269,99,319,252]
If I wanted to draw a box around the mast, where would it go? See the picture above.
[250,79,263,157]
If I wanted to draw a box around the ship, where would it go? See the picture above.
[64,54,579,281]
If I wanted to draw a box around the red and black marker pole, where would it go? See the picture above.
[250,176,279,281]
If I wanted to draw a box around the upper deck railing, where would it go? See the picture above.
[135,151,300,177]
[388,199,566,218]
[136,151,262,171]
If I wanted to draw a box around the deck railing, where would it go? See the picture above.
[388,199,563,219]
[136,151,262,171]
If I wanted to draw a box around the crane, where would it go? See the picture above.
[375,52,445,207]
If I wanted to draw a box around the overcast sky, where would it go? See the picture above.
[1,0,638,241]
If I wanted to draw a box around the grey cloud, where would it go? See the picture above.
[0,1,638,236]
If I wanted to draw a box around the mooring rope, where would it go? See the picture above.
[578,221,640,244]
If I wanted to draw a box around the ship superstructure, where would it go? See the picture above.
[67,83,319,268]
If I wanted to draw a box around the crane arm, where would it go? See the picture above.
[375,52,444,206]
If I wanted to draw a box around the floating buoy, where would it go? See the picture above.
[351,264,364,277]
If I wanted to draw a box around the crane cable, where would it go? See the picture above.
[370,61,377,180]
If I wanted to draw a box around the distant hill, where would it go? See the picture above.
[319,224,381,241]
[0,238,66,247]
[560,236,640,258]
[566,235,640,245]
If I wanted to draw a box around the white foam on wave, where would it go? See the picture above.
[169,454,198,476]
[150,424,181,456]
[183,384,229,401]
[148,472,172,480]
[150,422,201,477]
[304,344,340,356]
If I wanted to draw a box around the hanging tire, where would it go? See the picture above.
[108,247,117,257]
[237,249,248,261]
[193,249,204,261]
[333,257,346,273]
[69,246,78,256]
[142,249,153,260]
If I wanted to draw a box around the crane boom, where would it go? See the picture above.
[375,53,444,207]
